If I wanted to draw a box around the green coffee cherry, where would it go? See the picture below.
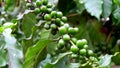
[42,0,48,5]
[55,18,61,26]
[44,14,51,21]
[51,11,57,17]
[63,34,70,41]
[71,54,79,58]
[88,50,93,56]
[61,16,67,22]
[50,24,57,29]
[55,18,61,23]
[26,3,32,7]
[36,1,42,7]
[57,11,63,18]
[47,4,52,8]
[59,26,67,34]
[34,8,40,14]
[58,39,65,46]
[76,40,84,48]
[83,44,88,49]
[41,6,47,12]
[60,22,64,26]
[68,27,74,34]
[68,27,79,35]
[70,45,79,53]
[47,8,52,13]
[71,37,77,44]
[63,23,69,29]
[80,49,86,55]
[73,27,79,33]
[81,39,87,45]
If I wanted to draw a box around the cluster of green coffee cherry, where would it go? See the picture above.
[26,0,94,60]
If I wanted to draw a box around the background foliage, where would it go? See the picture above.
[0,0,120,68]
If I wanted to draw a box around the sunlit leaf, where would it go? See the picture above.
[83,0,103,19]
[99,54,112,67]
[102,0,112,18]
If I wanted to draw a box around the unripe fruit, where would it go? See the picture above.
[47,4,52,8]
[68,27,74,34]
[55,18,61,26]
[34,8,40,14]
[36,1,42,7]
[50,24,57,29]
[88,50,93,56]
[26,3,32,7]
[58,39,65,46]
[60,22,64,26]
[41,6,47,12]
[71,54,79,58]
[63,34,70,41]
[80,49,86,55]
[57,44,64,49]
[81,39,87,45]
[70,45,79,53]
[51,11,57,17]
[59,26,67,34]
[42,0,48,5]
[83,44,88,49]
[47,8,52,13]
[76,40,84,48]
[57,11,63,18]
[71,37,77,44]
[55,18,61,23]
[63,23,69,29]
[61,16,67,22]
[73,27,79,33]
[44,14,51,21]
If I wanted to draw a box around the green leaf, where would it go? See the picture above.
[113,0,120,6]
[21,13,37,38]
[66,63,80,68]
[99,54,112,67]
[102,0,112,18]
[2,28,23,68]
[23,39,52,68]
[83,0,103,19]
[44,63,54,68]
[51,52,72,64]
[113,7,120,21]
[112,52,120,65]
[0,50,7,67]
